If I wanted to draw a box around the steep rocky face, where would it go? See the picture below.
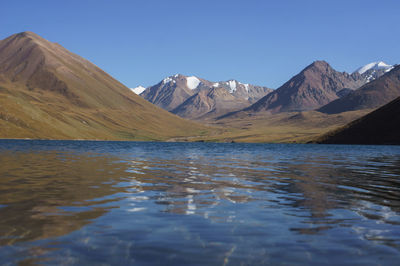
[172,86,250,120]
[243,61,367,114]
[319,65,400,114]
[318,96,400,145]
[0,32,206,140]
[140,74,272,119]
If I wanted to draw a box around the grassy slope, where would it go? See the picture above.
[0,80,211,141]
[0,78,369,143]
[177,109,371,143]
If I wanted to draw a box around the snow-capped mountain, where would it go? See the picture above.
[140,74,213,111]
[140,74,272,119]
[130,86,146,95]
[237,61,367,114]
[211,80,271,102]
[354,61,394,82]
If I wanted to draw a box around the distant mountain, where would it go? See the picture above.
[355,61,393,82]
[131,86,146,94]
[210,79,272,103]
[317,96,400,145]
[140,74,211,111]
[140,74,272,119]
[172,86,250,120]
[241,61,367,114]
[0,32,205,140]
[319,65,400,114]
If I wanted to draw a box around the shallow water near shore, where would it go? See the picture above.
[0,140,400,265]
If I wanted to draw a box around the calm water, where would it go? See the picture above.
[0,140,400,265]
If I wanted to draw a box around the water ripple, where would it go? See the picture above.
[0,140,400,264]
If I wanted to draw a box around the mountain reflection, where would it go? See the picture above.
[0,151,130,245]
[0,142,399,257]
[126,154,400,232]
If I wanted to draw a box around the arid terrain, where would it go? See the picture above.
[0,32,398,144]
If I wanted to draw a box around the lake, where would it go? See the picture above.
[0,140,399,265]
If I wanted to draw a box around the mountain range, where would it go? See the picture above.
[138,60,396,120]
[139,74,272,120]
[0,32,206,140]
[231,61,394,116]
[0,31,398,144]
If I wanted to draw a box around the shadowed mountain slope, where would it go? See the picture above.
[317,97,400,145]
[0,32,207,140]
[171,86,251,120]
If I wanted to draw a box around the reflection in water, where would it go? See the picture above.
[0,151,130,245]
[0,140,400,265]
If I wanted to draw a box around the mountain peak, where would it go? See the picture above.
[305,60,331,71]
[16,31,41,38]
[242,60,366,114]
[11,31,49,45]
[170,73,184,78]
[355,61,393,75]
[160,74,201,90]
[312,60,329,66]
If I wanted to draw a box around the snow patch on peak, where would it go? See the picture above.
[131,86,146,95]
[385,66,394,73]
[236,81,249,92]
[213,82,219,87]
[163,76,176,84]
[228,80,237,93]
[355,61,393,75]
[186,76,201,90]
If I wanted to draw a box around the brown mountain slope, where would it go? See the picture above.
[242,60,366,114]
[0,32,207,140]
[317,97,400,145]
[171,86,250,120]
[318,65,400,114]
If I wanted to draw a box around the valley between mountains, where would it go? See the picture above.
[1,32,399,144]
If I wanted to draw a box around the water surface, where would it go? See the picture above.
[0,140,400,265]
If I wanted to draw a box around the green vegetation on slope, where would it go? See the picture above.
[173,110,370,143]
[0,79,211,141]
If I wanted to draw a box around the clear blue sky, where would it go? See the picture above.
[1,0,399,88]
